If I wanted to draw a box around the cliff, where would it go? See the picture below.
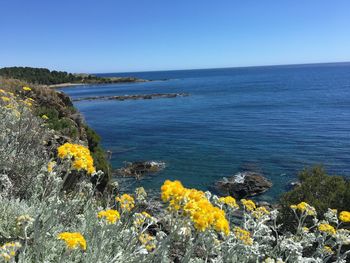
[0,77,111,191]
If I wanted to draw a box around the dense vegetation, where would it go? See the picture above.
[0,67,144,85]
[0,77,111,190]
[281,166,350,214]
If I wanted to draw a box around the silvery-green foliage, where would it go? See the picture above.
[0,100,50,198]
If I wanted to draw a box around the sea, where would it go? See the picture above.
[60,62,350,202]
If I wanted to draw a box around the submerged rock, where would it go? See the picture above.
[215,172,272,198]
[114,161,166,179]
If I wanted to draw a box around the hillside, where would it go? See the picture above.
[0,77,111,191]
[0,66,147,86]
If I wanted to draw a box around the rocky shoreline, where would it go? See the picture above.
[72,92,190,102]
[48,77,150,89]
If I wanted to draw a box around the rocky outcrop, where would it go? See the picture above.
[215,172,272,198]
[72,93,190,102]
[114,161,166,179]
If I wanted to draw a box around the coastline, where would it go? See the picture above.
[47,78,150,89]
[47,83,87,89]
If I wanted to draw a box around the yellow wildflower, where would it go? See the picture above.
[22,87,32,91]
[339,211,350,223]
[252,206,270,219]
[116,194,135,211]
[57,232,86,251]
[318,223,336,236]
[0,242,22,261]
[323,246,334,254]
[161,180,230,235]
[1,96,10,102]
[302,227,309,233]
[218,196,239,209]
[57,143,95,175]
[292,202,317,216]
[41,114,49,120]
[98,209,120,224]
[133,212,152,227]
[234,227,253,246]
[241,199,256,211]
[139,233,156,252]
[47,161,56,172]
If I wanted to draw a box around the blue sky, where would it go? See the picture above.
[1,0,350,73]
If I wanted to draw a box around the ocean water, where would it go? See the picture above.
[61,63,350,201]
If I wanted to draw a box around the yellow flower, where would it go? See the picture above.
[160,180,230,235]
[1,242,22,261]
[252,206,270,219]
[98,209,120,224]
[292,202,317,216]
[302,227,309,233]
[133,212,151,227]
[22,86,32,91]
[218,196,239,209]
[57,143,96,175]
[57,232,86,251]
[323,246,334,254]
[41,114,49,120]
[139,233,156,252]
[1,96,10,102]
[318,223,336,236]
[234,227,253,245]
[241,199,256,211]
[116,194,135,211]
[339,211,350,223]
[47,161,56,172]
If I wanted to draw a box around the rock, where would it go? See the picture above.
[290,181,301,188]
[72,93,190,102]
[114,161,166,178]
[215,172,272,198]
[256,201,272,208]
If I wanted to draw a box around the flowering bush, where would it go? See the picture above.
[1,86,350,262]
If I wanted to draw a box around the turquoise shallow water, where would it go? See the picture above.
[61,63,350,201]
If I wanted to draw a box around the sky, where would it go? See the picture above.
[1,0,350,73]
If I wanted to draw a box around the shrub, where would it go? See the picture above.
[280,165,350,214]
[85,125,111,191]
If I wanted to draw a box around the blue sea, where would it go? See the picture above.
[61,63,350,201]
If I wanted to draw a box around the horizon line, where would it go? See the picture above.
[94,61,350,75]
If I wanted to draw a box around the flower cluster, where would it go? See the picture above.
[241,199,257,211]
[47,161,56,173]
[98,209,120,224]
[161,180,230,235]
[234,226,253,246]
[252,206,270,219]
[0,242,22,261]
[57,232,87,251]
[290,201,317,216]
[339,211,350,223]
[133,212,153,228]
[318,223,336,236]
[139,233,156,252]
[218,196,239,208]
[116,194,135,212]
[22,86,32,91]
[57,143,95,175]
